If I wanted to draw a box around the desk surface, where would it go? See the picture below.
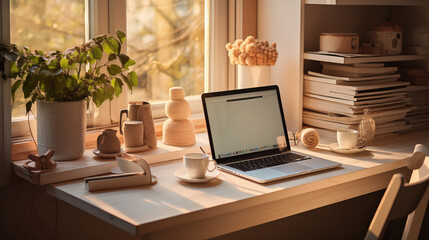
[47,129,429,239]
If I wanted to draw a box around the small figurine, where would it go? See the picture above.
[162,87,196,146]
[24,149,56,173]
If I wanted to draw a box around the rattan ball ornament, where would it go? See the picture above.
[296,128,320,149]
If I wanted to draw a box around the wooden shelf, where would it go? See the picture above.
[305,0,429,6]
[304,52,429,64]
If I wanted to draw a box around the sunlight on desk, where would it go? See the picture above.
[47,129,429,239]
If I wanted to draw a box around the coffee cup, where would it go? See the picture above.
[123,121,144,148]
[183,153,217,179]
[337,129,358,149]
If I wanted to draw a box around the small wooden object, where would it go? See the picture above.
[24,149,57,173]
[296,128,320,149]
[162,87,196,146]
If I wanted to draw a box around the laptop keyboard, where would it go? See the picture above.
[225,152,311,172]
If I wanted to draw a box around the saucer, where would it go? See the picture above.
[328,143,367,155]
[174,169,219,183]
[93,149,123,158]
[124,145,150,153]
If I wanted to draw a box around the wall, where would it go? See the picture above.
[257,0,303,134]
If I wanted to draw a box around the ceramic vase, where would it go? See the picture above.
[237,65,271,89]
[358,109,376,146]
[37,100,86,161]
[162,87,196,146]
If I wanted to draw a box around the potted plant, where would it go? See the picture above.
[225,36,278,89]
[6,30,137,160]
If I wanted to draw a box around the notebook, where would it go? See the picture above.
[202,85,341,183]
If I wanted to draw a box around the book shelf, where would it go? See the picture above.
[304,52,428,64]
[305,0,429,6]
[301,2,429,134]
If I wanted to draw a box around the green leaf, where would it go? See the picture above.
[66,76,77,90]
[25,101,32,114]
[124,59,136,70]
[102,38,120,55]
[93,88,106,107]
[89,46,103,60]
[111,78,123,97]
[11,80,22,102]
[118,54,135,69]
[118,54,129,66]
[10,61,19,75]
[77,52,87,63]
[107,64,122,75]
[60,58,69,69]
[22,74,38,98]
[48,59,59,70]
[129,71,138,86]
[116,30,126,44]
[108,54,117,61]
[105,84,115,101]
[120,74,132,90]
[31,92,39,103]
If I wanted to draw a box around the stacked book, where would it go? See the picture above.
[303,62,412,135]
[405,85,429,129]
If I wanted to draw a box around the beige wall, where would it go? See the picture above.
[258,0,304,134]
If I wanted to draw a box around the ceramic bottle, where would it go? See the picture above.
[358,109,376,146]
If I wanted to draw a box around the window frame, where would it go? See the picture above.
[1,0,12,187]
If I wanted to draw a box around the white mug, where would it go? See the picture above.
[337,129,358,149]
[183,153,217,179]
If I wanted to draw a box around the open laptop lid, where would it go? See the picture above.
[202,85,291,165]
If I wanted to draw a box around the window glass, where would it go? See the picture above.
[126,0,205,102]
[10,0,85,118]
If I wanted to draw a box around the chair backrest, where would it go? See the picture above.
[365,144,429,240]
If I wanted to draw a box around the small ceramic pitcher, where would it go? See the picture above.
[97,129,121,154]
[119,101,157,148]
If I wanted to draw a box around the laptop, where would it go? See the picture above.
[202,85,341,183]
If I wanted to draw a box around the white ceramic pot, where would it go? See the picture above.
[37,100,86,161]
[237,65,271,89]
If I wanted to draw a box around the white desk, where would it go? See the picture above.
[47,129,429,239]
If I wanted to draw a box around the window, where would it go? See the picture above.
[10,0,86,119]
[126,0,205,102]
[8,0,229,138]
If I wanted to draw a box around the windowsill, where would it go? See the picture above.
[12,132,211,185]
[11,114,207,161]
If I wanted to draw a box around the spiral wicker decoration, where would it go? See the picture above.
[296,128,320,149]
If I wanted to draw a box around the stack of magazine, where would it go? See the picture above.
[405,85,429,129]
[303,62,412,135]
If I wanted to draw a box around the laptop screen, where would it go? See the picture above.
[202,86,290,163]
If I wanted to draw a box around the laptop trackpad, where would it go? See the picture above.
[273,163,312,174]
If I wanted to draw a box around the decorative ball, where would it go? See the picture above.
[297,128,320,149]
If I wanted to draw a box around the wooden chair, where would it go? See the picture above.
[365,144,429,240]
